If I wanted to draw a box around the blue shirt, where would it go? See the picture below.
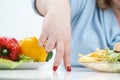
[69,0,120,66]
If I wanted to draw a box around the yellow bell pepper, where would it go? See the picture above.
[19,36,47,62]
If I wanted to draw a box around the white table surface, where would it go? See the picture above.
[0,65,120,80]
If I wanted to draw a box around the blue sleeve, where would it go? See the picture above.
[106,14,120,49]
[107,26,120,50]
[103,10,120,49]
[69,0,86,19]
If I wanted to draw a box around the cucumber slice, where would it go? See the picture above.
[46,51,53,61]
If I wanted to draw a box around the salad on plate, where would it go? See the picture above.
[0,36,53,69]
[78,42,120,72]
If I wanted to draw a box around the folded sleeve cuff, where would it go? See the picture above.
[32,0,44,17]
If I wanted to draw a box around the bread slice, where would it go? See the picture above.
[113,42,120,52]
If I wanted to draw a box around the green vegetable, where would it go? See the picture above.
[46,51,53,61]
[105,48,120,63]
[0,54,32,69]
[18,54,32,62]
[0,59,20,69]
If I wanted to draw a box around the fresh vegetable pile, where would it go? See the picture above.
[0,36,53,68]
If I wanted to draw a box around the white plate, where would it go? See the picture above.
[79,62,120,73]
[0,62,46,69]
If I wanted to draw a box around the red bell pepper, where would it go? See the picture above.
[0,36,20,61]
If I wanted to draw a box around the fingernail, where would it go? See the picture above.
[53,66,58,71]
[67,66,71,72]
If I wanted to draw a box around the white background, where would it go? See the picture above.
[0,0,43,40]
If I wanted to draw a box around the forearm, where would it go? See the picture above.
[36,0,70,16]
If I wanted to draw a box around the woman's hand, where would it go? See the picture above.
[36,0,71,71]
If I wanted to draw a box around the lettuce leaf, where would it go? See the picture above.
[105,48,120,63]
[0,55,32,69]
[0,59,20,69]
[18,54,32,62]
